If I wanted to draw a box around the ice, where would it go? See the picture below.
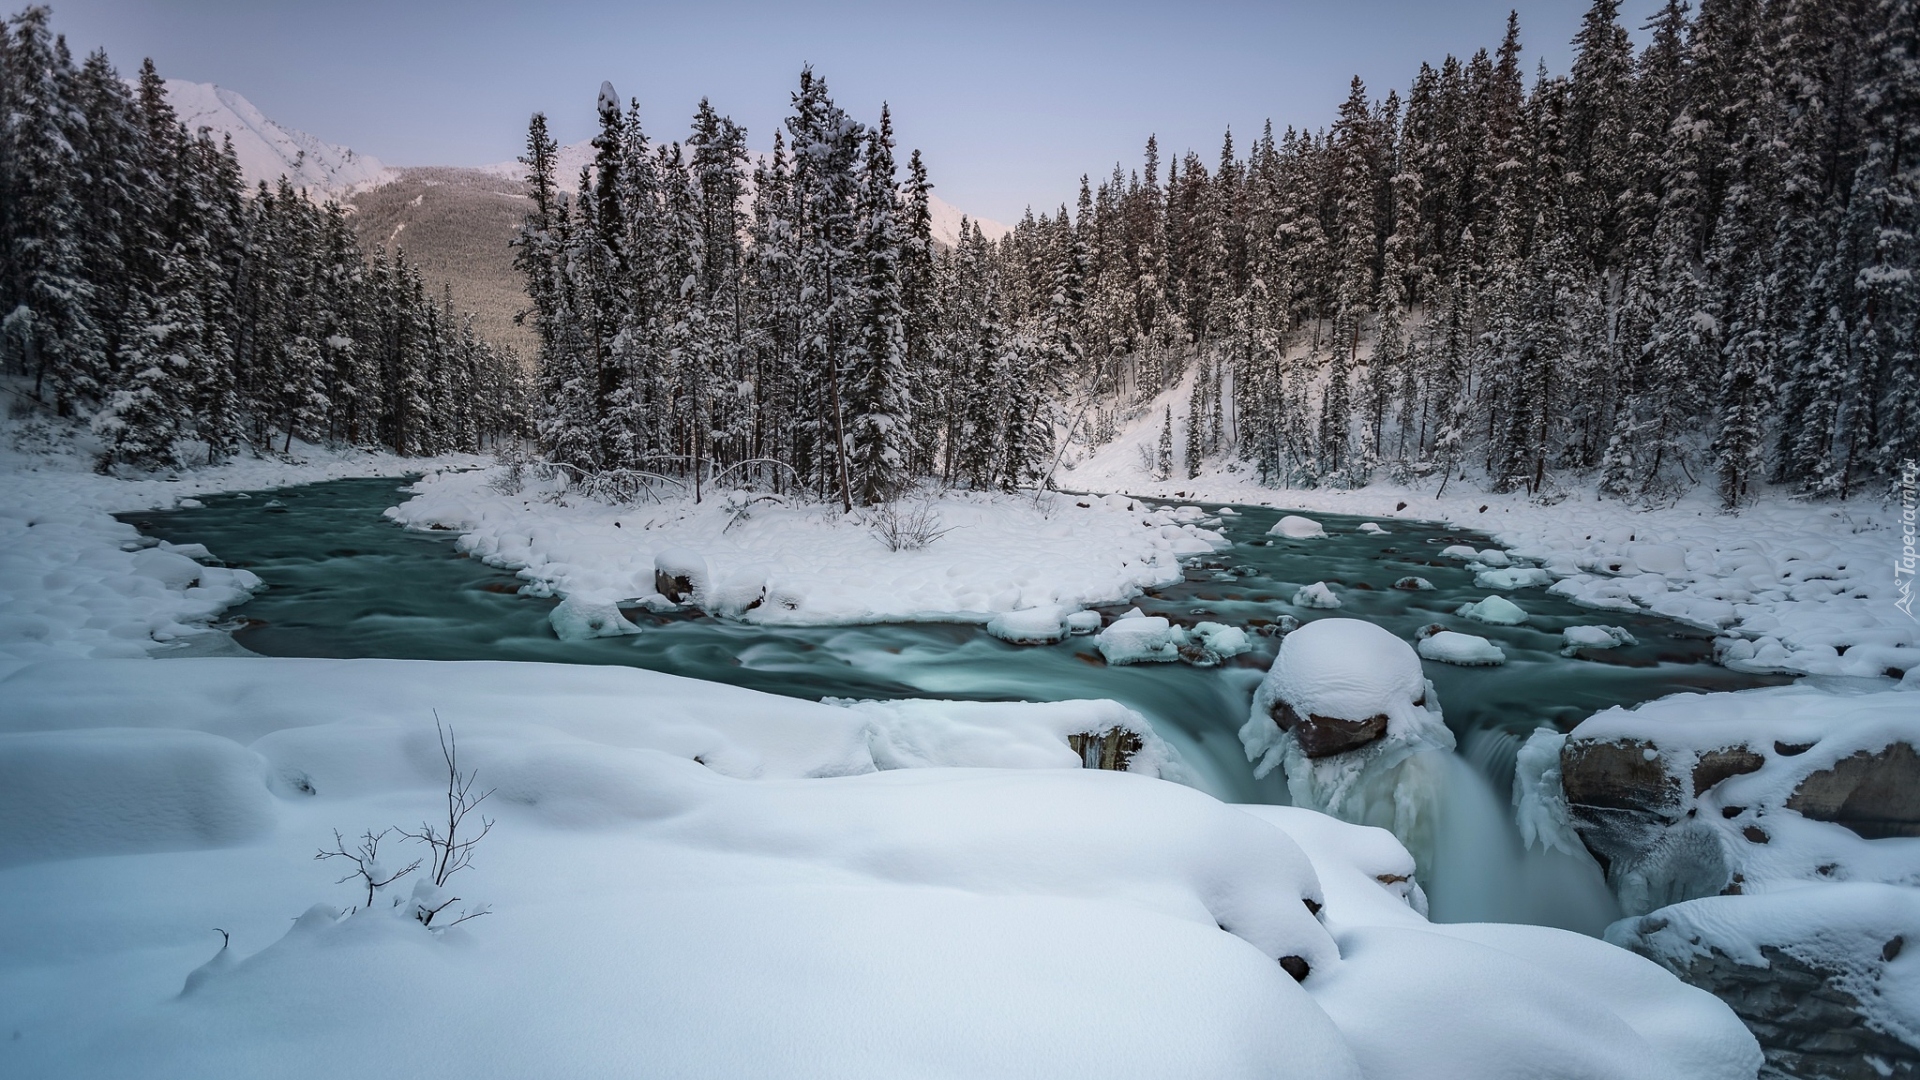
[547,596,641,641]
[1270,514,1328,539]
[1293,581,1342,608]
[1456,595,1528,625]
[1511,729,1582,856]
[1095,615,1178,664]
[986,604,1073,645]
[1416,630,1505,666]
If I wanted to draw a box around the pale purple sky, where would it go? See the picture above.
[42,0,1658,224]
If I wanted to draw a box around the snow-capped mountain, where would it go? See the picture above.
[155,80,393,197]
[482,141,1008,248]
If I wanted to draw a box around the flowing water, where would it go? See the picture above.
[123,476,1788,932]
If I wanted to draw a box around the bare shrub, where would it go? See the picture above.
[316,828,420,909]
[871,499,954,552]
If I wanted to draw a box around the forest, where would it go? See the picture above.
[519,0,1915,509]
[0,6,528,469]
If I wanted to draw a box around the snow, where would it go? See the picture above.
[153,80,393,198]
[843,697,1192,781]
[1456,594,1529,625]
[391,469,1219,628]
[1416,630,1506,666]
[1473,566,1554,590]
[1271,514,1328,539]
[1060,379,1919,684]
[0,655,1757,1079]
[1356,521,1388,534]
[1293,581,1342,608]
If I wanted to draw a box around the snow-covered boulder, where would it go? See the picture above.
[1563,625,1637,653]
[1270,515,1327,539]
[1416,630,1506,666]
[1356,522,1387,535]
[653,548,710,605]
[1610,884,1920,1079]
[1096,614,1179,665]
[1457,595,1529,625]
[1294,582,1342,609]
[547,596,642,641]
[1180,622,1252,666]
[1244,619,1444,761]
[986,604,1074,645]
[1391,576,1434,592]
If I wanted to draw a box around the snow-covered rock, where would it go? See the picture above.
[845,697,1191,780]
[1473,567,1554,590]
[1563,625,1637,652]
[1096,614,1179,665]
[1064,610,1103,635]
[986,604,1073,645]
[1294,581,1342,609]
[1391,576,1434,591]
[1270,515,1328,539]
[1356,522,1388,535]
[1416,631,1506,666]
[1456,595,1529,625]
[547,596,641,641]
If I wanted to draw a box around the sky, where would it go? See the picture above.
[42,0,1663,225]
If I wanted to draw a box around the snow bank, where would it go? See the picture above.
[0,727,275,866]
[0,654,1757,1079]
[391,470,1221,628]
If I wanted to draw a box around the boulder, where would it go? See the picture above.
[1786,742,1920,839]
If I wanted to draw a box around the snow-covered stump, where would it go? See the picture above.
[1239,619,1456,870]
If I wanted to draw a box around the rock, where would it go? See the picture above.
[1278,955,1311,981]
[1694,746,1767,796]
[1786,742,1920,839]
[1067,728,1143,771]
[1391,576,1435,591]
[1561,739,1682,813]
[1270,698,1390,758]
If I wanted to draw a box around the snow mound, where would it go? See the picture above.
[0,727,274,866]
[1416,631,1506,666]
[1064,609,1103,635]
[986,605,1073,645]
[1456,595,1529,625]
[547,596,641,641]
[1294,582,1342,609]
[1356,522,1388,535]
[1270,515,1328,539]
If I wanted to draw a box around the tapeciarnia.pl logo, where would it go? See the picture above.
[1898,459,1917,622]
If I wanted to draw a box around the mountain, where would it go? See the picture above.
[159,83,1007,358]
[157,80,392,196]
[480,141,1009,248]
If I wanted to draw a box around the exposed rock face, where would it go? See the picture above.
[1630,940,1918,1080]
[1067,729,1143,771]
[1787,743,1920,839]
[1694,746,1767,797]
[1559,738,1743,913]
[1269,699,1389,758]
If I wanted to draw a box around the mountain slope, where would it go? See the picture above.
[158,80,392,196]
